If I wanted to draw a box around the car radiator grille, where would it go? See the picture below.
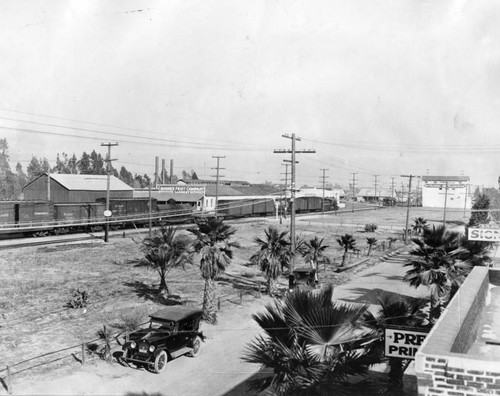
[138,341,150,356]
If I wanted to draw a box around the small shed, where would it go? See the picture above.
[23,173,134,203]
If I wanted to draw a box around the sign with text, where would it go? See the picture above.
[468,228,500,242]
[157,185,205,194]
[384,327,428,359]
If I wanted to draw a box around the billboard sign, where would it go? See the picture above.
[157,185,205,194]
[384,327,428,359]
[468,228,500,242]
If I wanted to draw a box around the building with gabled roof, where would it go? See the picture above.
[421,175,471,209]
[23,173,133,203]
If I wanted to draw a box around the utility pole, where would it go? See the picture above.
[374,175,379,206]
[274,134,315,289]
[416,176,421,207]
[391,177,396,207]
[443,180,449,226]
[211,156,225,218]
[101,142,118,243]
[401,174,414,244]
[281,163,291,221]
[350,173,357,212]
[320,168,329,215]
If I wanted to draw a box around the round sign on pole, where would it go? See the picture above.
[103,210,112,217]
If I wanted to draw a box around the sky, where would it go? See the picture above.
[1,0,500,191]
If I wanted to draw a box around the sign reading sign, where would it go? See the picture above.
[468,228,500,242]
[385,327,428,359]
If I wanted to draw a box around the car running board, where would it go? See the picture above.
[170,346,193,358]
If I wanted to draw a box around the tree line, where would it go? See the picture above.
[0,138,198,200]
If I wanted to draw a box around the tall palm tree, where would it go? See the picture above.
[302,236,329,281]
[404,225,463,322]
[362,294,427,394]
[337,234,356,267]
[250,226,291,296]
[366,237,378,256]
[243,285,379,395]
[188,217,239,323]
[140,226,192,294]
[412,217,429,235]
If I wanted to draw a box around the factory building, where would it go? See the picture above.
[421,176,471,209]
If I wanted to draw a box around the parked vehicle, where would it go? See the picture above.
[121,307,204,374]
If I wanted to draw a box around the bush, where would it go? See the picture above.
[365,223,378,232]
[65,288,89,309]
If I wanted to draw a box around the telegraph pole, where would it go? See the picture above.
[401,174,414,244]
[101,142,118,243]
[281,163,291,221]
[443,181,449,226]
[274,134,315,288]
[374,175,379,206]
[212,156,225,218]
[320,168,329,215]
[391,177,396,207]
[351,173,357,212]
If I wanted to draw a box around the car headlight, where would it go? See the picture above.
[130,342,137,349]
[149,345,156,353]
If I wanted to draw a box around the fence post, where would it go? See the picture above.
[81,343,85,365]
[6,365,12,395]
[239,291,243,304]
[217,298,221,311]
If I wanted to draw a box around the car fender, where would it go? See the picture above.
[152,347,170,360]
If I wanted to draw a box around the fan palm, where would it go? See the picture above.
[243,285,379,396]
[412,217,429,235]
[140,226,192,294]
[250,226,291,296]
[404,225,464,322]
[302,236,330,281]
[337,234,356,267]
[188,217,239,323]
[366,237,377,256]
[362,294,427,393]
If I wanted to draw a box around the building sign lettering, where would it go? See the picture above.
[468,228,500,242]
[158,185,205,194]
[385,327,428,359]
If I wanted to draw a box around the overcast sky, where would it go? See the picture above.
[1,0,499,190]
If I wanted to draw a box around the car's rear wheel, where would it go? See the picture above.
[153,350,168,373]
[188,336,202,357]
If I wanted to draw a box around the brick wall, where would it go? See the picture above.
[415,267,500,396]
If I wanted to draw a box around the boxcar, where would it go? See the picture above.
[54,202,105,228]
[0,201,16,226]
[157,202,194,224]
[16,201,54,225]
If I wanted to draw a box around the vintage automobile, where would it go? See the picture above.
[122,306,205,373]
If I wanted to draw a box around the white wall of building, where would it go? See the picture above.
[422,181,472,209]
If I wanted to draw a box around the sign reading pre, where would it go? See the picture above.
[468,228,500,242]
[384,327,428,359]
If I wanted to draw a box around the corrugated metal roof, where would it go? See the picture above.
[49,173,133,191]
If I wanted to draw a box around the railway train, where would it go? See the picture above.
[0,195,338,238]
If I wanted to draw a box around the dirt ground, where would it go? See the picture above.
[0,206,471,395]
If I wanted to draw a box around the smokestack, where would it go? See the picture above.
[155,156,159,188]
[170,159,174,184]
[162,159,166,184]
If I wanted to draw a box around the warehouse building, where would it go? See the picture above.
[421,176,471,209]
[23,173,133,203]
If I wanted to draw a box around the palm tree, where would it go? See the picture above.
[412,217,429,235]
[337,234,356,267]
[302,236,329,281]
[404,225,463,322]
[250,226,291,296]
[366,237,378,256]
[362,294,427,394]
[140,226,192,294]
[188,217,239,323]
[243,285,379,395]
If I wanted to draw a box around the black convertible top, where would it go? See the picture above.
[149,306,204,322]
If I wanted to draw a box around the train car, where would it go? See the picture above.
[251,199,275,217]
[217,198,275,219]
[0,201,16,226]
[294,196,323,213]
[53,203,106,234]
[157,201,194,224]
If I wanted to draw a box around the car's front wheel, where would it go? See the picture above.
[188,336,202,357]
[153,350,168,373]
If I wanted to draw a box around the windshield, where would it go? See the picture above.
[150,319,175,333]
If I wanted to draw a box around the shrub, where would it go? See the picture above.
[365,223,378,232]
[65,288,89,309]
